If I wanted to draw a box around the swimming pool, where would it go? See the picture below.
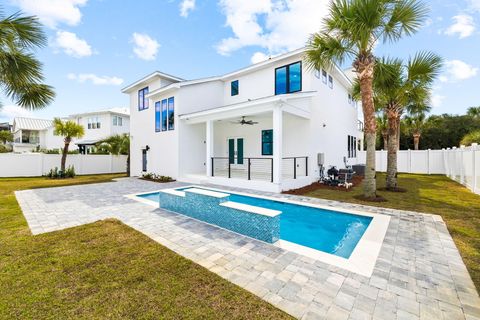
[137,187,372,259]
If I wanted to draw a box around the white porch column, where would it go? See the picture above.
[273,106,283,184]
[206,120,214,177]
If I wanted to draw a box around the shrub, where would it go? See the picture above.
[460,130,480,146]
[141,173,174,183]
[67,150,79,154]
[45,165,75,179]
[0,144,11,153]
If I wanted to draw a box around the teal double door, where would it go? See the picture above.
[228,138,244,165]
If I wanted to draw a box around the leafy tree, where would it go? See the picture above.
[373,52,442,189]
[404,112,427,150]
[467,106,480,119]
[0,130,13,144]
[0,7,55,109]
[305,0,428,198]
[461,130,480,146]
[96,134,130,175]
[53,118,84,173]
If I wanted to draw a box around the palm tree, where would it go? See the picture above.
[373,52,442,189]
[53,118,84,172]
[0,7,55,110]
[305,0,428,198]
[467,106,480,119]
[404,111,427,150]
[97,134,130,175]
[0,130,13,144]
[376,112,389,150]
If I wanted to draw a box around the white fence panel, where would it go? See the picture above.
[357,144,479,195]
[0,153,127,177]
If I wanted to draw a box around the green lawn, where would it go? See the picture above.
[0,174,291,319]
[295,173,480,290]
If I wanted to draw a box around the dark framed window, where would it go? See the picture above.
[322,70,327,84]
[155,101,161,132]
[328,75,333,89]
[138,87,149,111]
[275,61,302,95]
[161,99,167,131]
[231,80,239,96]
[262,129,273,156]
[167,97,174,130]
[347,135,357,158]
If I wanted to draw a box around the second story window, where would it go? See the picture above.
[138,87,149,111]
[322,70,327,84]
[156,96,175,132]
[231,80,239,96]
[88,117,101,129]
[113,116,123,126]
[275,61,302,95]
[328,75,333,89]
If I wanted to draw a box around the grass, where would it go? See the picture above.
[296,173,480,290]
[0,174,291,319]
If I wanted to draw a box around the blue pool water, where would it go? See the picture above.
[138,188,372,258]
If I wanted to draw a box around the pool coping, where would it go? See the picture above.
[125,185,391,277]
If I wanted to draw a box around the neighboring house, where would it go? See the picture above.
[12,117,66,153]
[0,122,12,132]
[70,107,130,154]
[123,48,363,192]
[11,108,130,154]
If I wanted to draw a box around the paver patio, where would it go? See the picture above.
[15,178,480,319]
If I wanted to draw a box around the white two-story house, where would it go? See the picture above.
[11,108,130,154]
[123,48,363,192]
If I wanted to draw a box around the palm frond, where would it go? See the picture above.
[304,32,354,71]
[382,0,428,43]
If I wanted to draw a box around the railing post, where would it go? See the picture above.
[294,157,297,179]
[305,157,308,176]
[248,158,251,180]
[211,157,214,177]
[228,161,231,179]
[271,158,273,183]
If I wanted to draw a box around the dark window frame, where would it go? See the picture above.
[138,87,149,111]
[261,129,273,156]
[155,101,161,132]
[167,97,174,130]
[231,80,239,96]
[274,61,302,95]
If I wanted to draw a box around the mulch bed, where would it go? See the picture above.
[283,175,365,195]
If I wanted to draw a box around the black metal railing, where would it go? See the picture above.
[282,156,308,179]
[211,157,274,182]
[211,156,308,182]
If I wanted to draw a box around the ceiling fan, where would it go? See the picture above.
[231,116,258,125]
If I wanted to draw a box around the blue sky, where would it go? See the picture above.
[1,0,479,122]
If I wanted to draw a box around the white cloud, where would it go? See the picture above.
[67,73,124,86]
[131,33,160,61]
[431,93,445,108]
[11,0,87,29]
[0,105,32,121]
[444,14,476,39]
[251,52,270,64]
[467,0,480,12]
[440,60,478,82]
[180,0,196,17]
[216,0,328,56]
[53,31,93,58]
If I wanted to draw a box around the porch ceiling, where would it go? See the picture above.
[179,91,315,124]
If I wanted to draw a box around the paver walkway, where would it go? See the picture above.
[15,178,480,319]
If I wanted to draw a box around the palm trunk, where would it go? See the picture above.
[386,112,399,190]
[61,139,70,172]
[358,68,377,198]
[382,132,388,150]
[126,153,130,176]
[413,133,420,150]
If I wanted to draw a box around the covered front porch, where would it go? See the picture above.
[178,93,316,192]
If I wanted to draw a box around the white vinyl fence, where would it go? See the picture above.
[358,143,480,195]
[0,153,128,177]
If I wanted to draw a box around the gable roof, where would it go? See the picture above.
[121,71,184,93]
[13,117,53,132]
[69,107,130,118]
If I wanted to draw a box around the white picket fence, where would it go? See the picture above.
[357,143,480,195]
[0,153,128,177]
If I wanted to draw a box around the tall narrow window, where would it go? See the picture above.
[275,61,302,95]
[113,116,118,126]
[155,101,161,132]
[322,70,327,84]
[168,97,174,130]
[262,129,273,156]
[118,117,123,126]
[328,75,333,89]
[161,99,167,131]
[138,87,149,110]
[231,80,239,96]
